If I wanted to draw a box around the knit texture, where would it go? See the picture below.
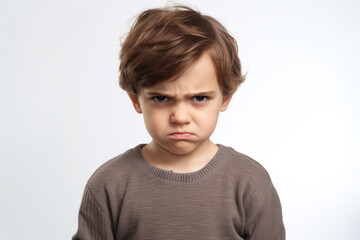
[73,144,285,240]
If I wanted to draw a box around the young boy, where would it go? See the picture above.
[73,5,285,240]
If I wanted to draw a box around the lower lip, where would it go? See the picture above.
[169,133,194,140]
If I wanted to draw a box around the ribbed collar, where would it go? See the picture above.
[132,144,225,183]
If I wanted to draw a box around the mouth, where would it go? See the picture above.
[168,132,194,140]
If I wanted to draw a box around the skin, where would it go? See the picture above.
[128,52,232,173]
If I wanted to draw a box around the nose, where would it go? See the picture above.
[170,103,191,124]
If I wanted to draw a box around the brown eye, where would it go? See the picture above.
[152,96,169,102]
[192,96,208,102]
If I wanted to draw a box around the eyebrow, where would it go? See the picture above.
[144,91,217,98]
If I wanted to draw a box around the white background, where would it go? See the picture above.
[1,0,359,239]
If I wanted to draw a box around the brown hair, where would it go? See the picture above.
[119,5,245,96]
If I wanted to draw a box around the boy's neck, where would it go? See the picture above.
[141,140,219,173]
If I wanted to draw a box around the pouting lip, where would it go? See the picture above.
[168,132,194,136]
[168,132,195,139]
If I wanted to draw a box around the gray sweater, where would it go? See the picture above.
[73,144,285,240]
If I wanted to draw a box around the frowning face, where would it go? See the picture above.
[129,53,231,157]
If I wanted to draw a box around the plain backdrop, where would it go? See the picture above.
[1,0,359,239]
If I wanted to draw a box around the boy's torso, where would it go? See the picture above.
[83,144,278,240]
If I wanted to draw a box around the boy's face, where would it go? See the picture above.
[129,53,232,156]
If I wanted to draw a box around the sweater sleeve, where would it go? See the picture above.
[244,182,286,240]
[72,186,114,240]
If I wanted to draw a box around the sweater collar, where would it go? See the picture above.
[133,144,225,182]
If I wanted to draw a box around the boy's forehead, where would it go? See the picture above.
[140,53,221,95]
[142,80,200,94]
[141,75,220,96]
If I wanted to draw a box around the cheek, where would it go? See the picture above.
[197,107,221,133]
[143,110,167,134]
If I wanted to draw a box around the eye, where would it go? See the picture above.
[192,96,208,103]
[152,96,169,103]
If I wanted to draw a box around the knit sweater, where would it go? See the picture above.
[73,144,285,240]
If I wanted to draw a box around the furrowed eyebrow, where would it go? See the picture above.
[144,91,216,97]
[143,92,173,98]
[189,91,216,97]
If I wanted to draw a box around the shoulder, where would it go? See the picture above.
[218,145,277,202]
[219,144,271,182]
[86,144,144,191]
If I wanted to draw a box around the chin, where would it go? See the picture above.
[162,141,199,156]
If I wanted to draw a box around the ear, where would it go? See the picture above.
[220,95,232,112]
[128,93,143,114]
